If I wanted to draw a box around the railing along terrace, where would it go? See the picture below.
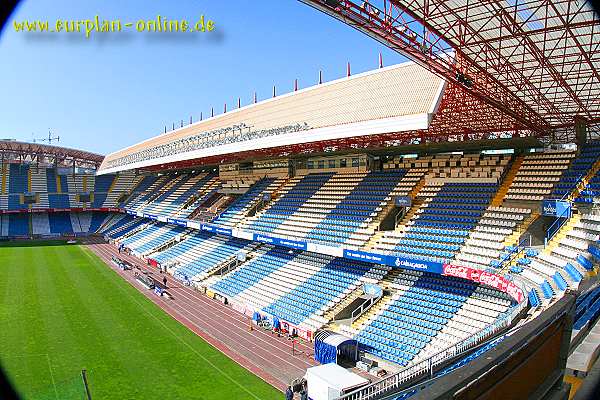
[498,234,532,270]
[336,299,527,400]
[545,202,574,246]
[106,122,310,169]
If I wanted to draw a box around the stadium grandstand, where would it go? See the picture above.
[2,1,600,400]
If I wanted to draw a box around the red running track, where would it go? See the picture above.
[85,240,319,392]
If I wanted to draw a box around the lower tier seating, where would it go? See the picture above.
[151,232,253,280]
[210,246,389,331]
[117,222,186,255]
[353,269,512,367]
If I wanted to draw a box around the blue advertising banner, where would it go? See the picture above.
[167,218,188,227]
[253,233,307,250]
[542,200,571,218]
[343,249,387,264]
[125,209,136,215]
[143,213,158,220]
[387,255,444,274]
[200,224,232,236]
[200,224,215,233]
[343,249,443,273]
[215,227,233,236]
[395,196,412,207]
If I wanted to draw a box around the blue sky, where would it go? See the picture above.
[0,0,406,155]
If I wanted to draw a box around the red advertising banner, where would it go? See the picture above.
[442,264,525,303]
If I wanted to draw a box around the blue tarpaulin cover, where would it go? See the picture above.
[314,331,357,365]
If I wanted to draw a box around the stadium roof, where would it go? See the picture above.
[0,140,104,169]
[98,61,445,174]
[301,0,600,132]
[98,0,599,175]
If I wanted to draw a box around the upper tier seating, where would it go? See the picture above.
[125,173,219,218]
[374,180,497,263]
[506,150,576,201]
[242,171,408,247]
[456,206,532,268]
[576,171,600,204]
[48,193,70,208]
[574,285,600,330]
[123,175,161,208]
[384,153,510,180]
[213,178,281,228]
[100,173,139,207]
[0,165,131,210]
[30,167,48,194]
[8,164,28,194]
[90,175,115,208]
[242,172,334,235]
[510,213,600,303]
[553,141,600,199]
[549,213,600,274]
[65,174,88,208]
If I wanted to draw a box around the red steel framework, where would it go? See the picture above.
[139,125,538,174]
[0,140,103,169]
[299,0,600,137]
[102,0,600,174]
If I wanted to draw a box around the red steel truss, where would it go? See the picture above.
[0,140,103,169]
[140,127,537,174]
[300,0,600,134]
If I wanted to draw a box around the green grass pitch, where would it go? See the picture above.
[0,241,281,399]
